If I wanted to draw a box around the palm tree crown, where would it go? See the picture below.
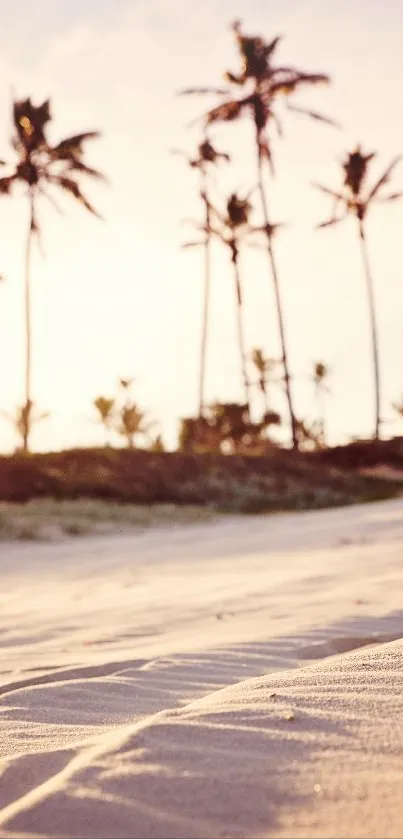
[184,191,254,258]
[314,146,402,226]
[176,138,230,170]
[181,20,333,168]
[0,97,102,227]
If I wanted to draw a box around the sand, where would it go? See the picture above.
[0,497,403,837]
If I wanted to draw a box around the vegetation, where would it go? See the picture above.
[181,20,335,449]
[93,379,155,449]
[315,147,402,440]
[0,496,213,542]
[0,16,402,519]
[179,401,280,454]
[0,446,401,527]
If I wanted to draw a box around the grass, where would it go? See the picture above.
[0,442,402,541]
[0,498,214,542]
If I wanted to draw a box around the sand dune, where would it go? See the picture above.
[1,498,403,837]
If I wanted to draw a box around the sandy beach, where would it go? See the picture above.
[1,497,403,837]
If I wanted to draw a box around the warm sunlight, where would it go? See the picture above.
[2,5,403,838]
[0,0,402,451]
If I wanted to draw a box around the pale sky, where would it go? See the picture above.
[0,0,402,451]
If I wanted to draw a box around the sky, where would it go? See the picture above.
[0,0,402,451]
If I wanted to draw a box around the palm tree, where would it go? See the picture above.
[184,191,256,411]
[119,404,152,449]
[173,137,229,417]
[314,147,402,440]
[115,378,154,449]
[94,396,115,446]
[312,361,331,447]
[2,400,49,453]
[181,20,333,449]
[0,97,103,452]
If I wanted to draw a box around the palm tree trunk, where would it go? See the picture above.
[256,145,298,450]
[198,167,211,417]
[23,192,35,453]
[232,247,251,411]
[358,220,381,439]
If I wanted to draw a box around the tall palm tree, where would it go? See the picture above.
[181,20,333,449]
[184,192,256,412]
[0,97,103,452]
[173,137,229,417]
[314,147,402,440]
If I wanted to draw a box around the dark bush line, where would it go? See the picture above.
[0,444,401,512]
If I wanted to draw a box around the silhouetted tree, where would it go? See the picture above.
[315,147,402,440]
[179,401,280,454]
[94,396,115,445]
[0,97,103,452]
[93,379,153,449]
[2,400,49,453]
[173,137,229,416]
[181,20,333,449]
[119,404,151,449]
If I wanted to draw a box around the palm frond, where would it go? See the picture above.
[368,156,402,201]
[270,72,329,97]
[293,72,330,86]
[316,216,344,229]
[66,159,105,179]
[264,35,282,60]
[223,72,244,85]
[376,191,403,202]
[205,98,245,124]
[0,175,16,193]
[312,183,346,202]
[286,103,339,127]
[51,132,100,160]
[51,175,100,216]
